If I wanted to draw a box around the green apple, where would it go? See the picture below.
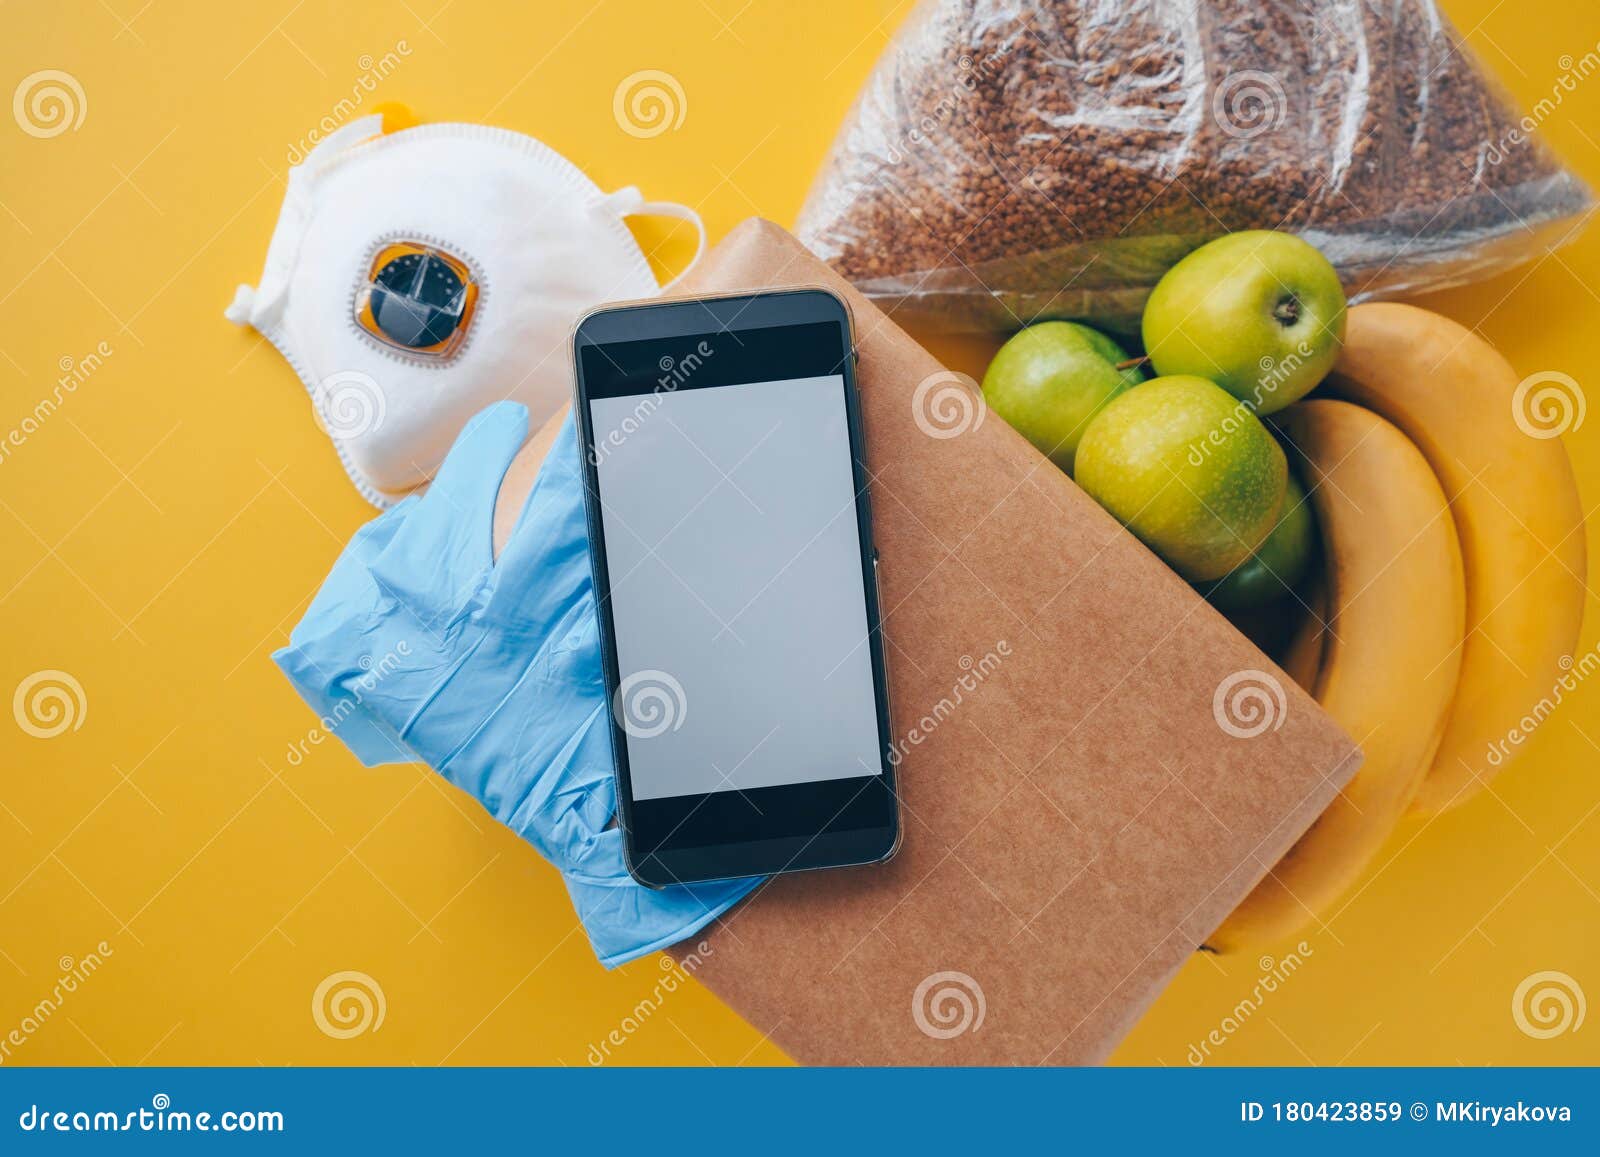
[1142,231,1346,415]
[1199,471,1316,610]
[1075,375,1287,581]
[981,321,1147,473]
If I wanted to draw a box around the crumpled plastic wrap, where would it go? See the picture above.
[796,0,1594,333]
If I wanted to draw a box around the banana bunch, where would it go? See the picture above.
[1209,303,1587,953]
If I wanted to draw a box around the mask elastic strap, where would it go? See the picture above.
[226,114,389,329]
[606,187,707,289]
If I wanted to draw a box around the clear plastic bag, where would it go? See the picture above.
[796,0,1593,333]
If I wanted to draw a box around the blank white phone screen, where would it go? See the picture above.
[589,375,882,802]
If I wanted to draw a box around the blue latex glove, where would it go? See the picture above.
[274,402,761,967]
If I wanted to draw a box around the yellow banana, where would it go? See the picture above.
[1323,303,1587,814]
[1208,400,1464,952]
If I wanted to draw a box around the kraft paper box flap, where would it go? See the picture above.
[493,219,1361,1065]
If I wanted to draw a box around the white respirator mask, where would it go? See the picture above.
[226,112,703,506]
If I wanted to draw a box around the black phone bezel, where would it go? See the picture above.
[571,288,899,889]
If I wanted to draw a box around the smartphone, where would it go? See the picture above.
[572,289,898,887]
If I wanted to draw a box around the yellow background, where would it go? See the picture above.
[2,0,1597,1067]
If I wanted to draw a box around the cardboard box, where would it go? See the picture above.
[494,219,1360,1065]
